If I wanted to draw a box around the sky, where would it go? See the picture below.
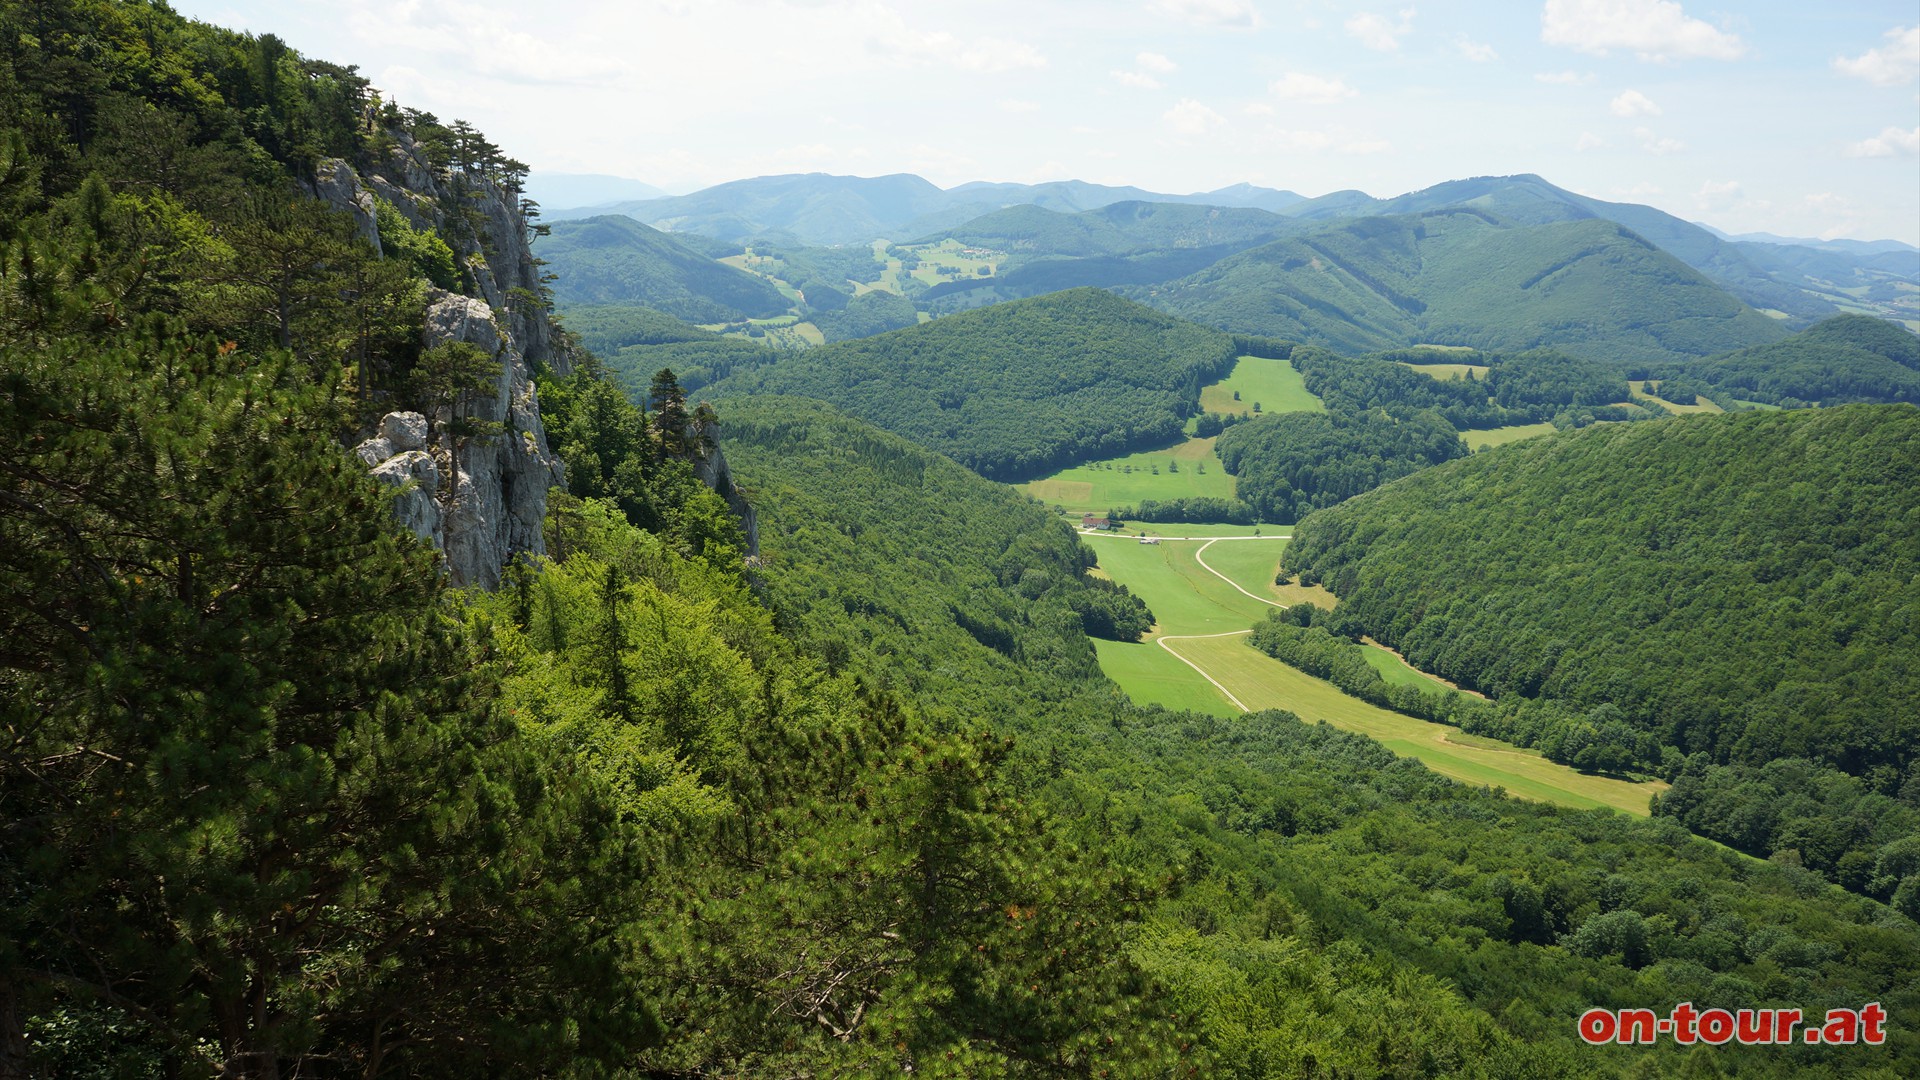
[171,0,1920,243]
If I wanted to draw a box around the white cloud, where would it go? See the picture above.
[1270,72,1358,104]
[873,24,1047,73]
[1164,98,1227,136]
[1634,127,1685,154]
[1138,51,1179,73]
[1112,69,1164,89]
[1843,126,1920,157]
[1574,131,1606,150]
[1535,70,1594,84]
[954,37,1048,73]
[1610,89,1661,117]
[1541,0,1746,62]
[1834,26,1920,87]
[1157,0,1260,30]
[1454,35,1498,63]
[1695,179,1742,211]
[1242,102,1277,116]
[1346,9,1416,52]
[352,0,624,86]
[998,98,1040,113]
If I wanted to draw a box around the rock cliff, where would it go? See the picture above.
[314,132,569,587]
[313,129,756,586]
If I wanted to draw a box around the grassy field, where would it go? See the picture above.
[1161,635,1665,815]
[1635,381,1724,414]
[1085,537,1284,636]
[1461,422,1557,450]
[1023,360,1324,516]
[1019,438,1235,515]
[899,238,1002,286]
[1083,531,1665,815]
[1199,356,1324,416]
[1092,639,1238,717]
[1399,362,1490,381]
[1361,643,1455,693]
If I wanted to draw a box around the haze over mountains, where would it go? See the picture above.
[539,171,1306,244]
[537,169,1917,332]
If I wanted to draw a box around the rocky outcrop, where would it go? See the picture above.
[315,129,576,588]
[689,417,760,557]
[317,128,751,587]
[421,293,564,588]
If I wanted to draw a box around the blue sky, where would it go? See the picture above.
[173,1,1919,242]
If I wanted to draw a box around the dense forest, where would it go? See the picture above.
[706,288,1239,479]
[716,398,1920,1078]
[6,1,1919,1075]
[1214,408,1468,524]
[1280,406,1920,905]
[551,303,781,398]
[1673,313,1920,407]
[1125,211,1790,366]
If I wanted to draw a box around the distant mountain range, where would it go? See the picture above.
[539,172,1305,245]
[539,171,1914,330]
[536,215,789,323]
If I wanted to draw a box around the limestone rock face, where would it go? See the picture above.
[381,411,429,451]
[419,294,565,588]
[307,159,380,251]
[369,449,443,546]
[688,422,760,557]
[321,130,580,589]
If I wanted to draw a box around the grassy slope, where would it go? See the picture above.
[1086,535,1667,814]
[1021,356,1325,514]
[1165,636,1664,814]
[1198,355,1325,415]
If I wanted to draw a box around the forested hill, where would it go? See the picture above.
[536,214,790,321]
[1126,210,1790,367]
[719,397,1920,1078]
[923,200,1298,257]
[1281,405,1920,900]
[1675,313,1920,406]
[704,287,1237,479]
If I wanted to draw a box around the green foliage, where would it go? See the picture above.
[708,288,1238,480]
[1677,314,1920,406]
[1127,211,1790,367]
[1117,496,1259,525]
[1282,405,1920,896]
[372,196,458,289]
[715,396,1920,1078]
[814,288,918,342]
[1215,407,1467,523]
[535,214,791,321]
[0,318,652,1075]
[470,497,1187,1075]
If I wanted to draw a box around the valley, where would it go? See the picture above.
[9,3,1920,1074]
[1078,529,1667,816]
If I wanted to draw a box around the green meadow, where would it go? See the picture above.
[1361,642,1455,693]
[1399,362,1490,381]
[1198,356,1324,416]
[1461,422,1556,450]
[1084,532,1668,816]
[1022,357,1324,516]
[1162,635,1665,815]
[1020,438,1235,516]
